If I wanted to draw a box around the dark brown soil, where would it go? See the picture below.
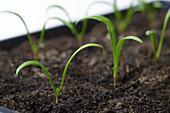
[0,10,170,113]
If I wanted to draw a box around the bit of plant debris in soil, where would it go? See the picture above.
[0,11,170,112]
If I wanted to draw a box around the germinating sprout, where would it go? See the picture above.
[134,0,163,26]
[0,11,48,59]
[86,0,133,33]
[76,16,143,87]
[146,8,170,62]
[16,43,105,104]
[46,5,87,46]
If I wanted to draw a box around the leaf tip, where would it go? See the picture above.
[15,68,20,76]
[146,30,155,36]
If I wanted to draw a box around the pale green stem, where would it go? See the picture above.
[113,68,118,87]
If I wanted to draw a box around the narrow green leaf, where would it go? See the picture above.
[16,61,57,97]
[37,18,57,51]
[0,11,34,52]
[146,30,156,48]
[76,19,88,46]
[49,17,78,36]
[76,16,116,59]
[146,30,155,36]
[56,43,105,95]
[46,5,72,22]
[46,5,87,46]
[78,19,87,39]
[156,8,170,58]
[146,30,156,59]
[115,36,143,67]
[37,21,47,51]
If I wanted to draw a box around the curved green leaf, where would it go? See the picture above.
[46,5,72,22]
[56,43,105,95]
[49,17,78,36]
[46,5,86,45]
[146,30,156,59]
[115,36,143,67]
[16,61,57,97]
[76,16,116,59]
[146,30,156,49]
[146,30,155,36]
[0,11,34,52]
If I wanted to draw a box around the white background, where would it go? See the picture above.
[0,0,167,41]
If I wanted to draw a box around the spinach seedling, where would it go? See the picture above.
[0,11,48,59]
[134,0,163,27]
[46,5,87,46]
[146,9,170,62]
[86,0,133,33]
[16,43,105,103]
[77,16,143,87]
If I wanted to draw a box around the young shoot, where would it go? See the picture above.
[16,43,105,104]
[134,0,163,27]
[77,16,143,87]
[86,0,133,33]
[146,9,170,62]
[46,5,87,46]
[0,11,48,59]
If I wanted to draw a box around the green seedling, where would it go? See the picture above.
[46,5,87,46]
[86,0,133,33]
[134,0,163,26]
[146,9,170,62]
[16,43,105,104]
[77,16,143,87]
[0,11,48,59]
